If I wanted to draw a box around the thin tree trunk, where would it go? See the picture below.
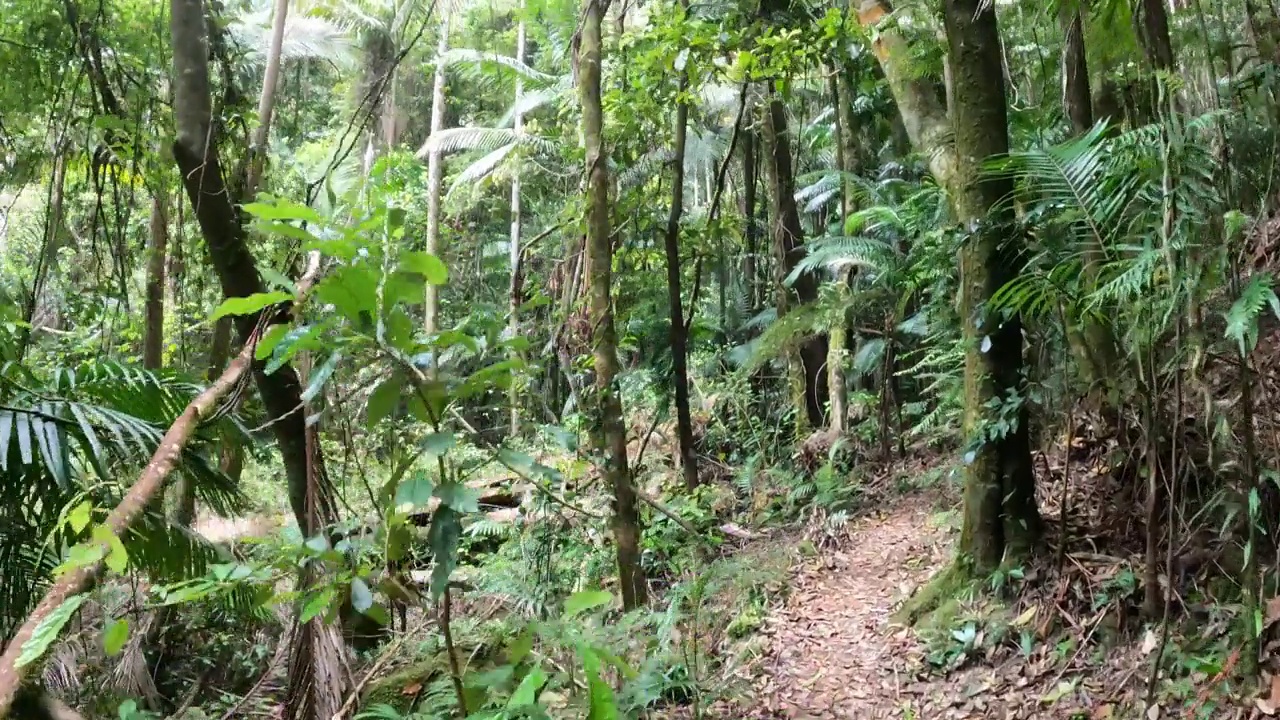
[508,4,526,437]
[1060,4,1119,394]
[425,15,450,339]
[245,0,289,196]
[742,129,758,312]
[944,0,1041,572]
[827,70,849,434]
[762,90,828,433]
[143,194,168,371]
[577,0,646,609]
[663,13,699,490]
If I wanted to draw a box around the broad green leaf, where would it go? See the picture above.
[265,325,323,375]
[56,541,106,575]
[350,577,374,613]
[300,588,336,623]
[563,589,612,619]
[259,265,299,291]
[255,324,290,360]
[434,481,480,513]
[66,501,92,533]
[428,506,462,600]
[253,219,322,245]
[16,594,86,667]
[242,198,323,224]
[507,664,547,708]
[394,472,435,512]
[103,618,129,656]
[366,377,401,428]
[507,627,535,665]
[421,432,455,457]
[209,292,291,321]
[94,525,129,574]
[399,250,449,285]
[583,649,618,720]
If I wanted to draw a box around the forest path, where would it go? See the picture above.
[750,492,953,719]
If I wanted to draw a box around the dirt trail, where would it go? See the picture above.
[752,493,952,719]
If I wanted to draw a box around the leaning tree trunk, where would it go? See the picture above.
[245,0,289,196]
[663,11,699,490]
[577,0,646,609]
[169,0,347,715]
[508,3,526,437]
[944,0,1041,571]
[762,89,829,434]
[425,15,450,339]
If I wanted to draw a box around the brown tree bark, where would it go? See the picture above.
[944,0,1041,571]
[741,128,759,312]
[245,0,290,196]
[663,14,699,490]
[577,0,646,609]
[827,69,850,434]
[425,15,450,339]
[143,194,168,371]
[762,90,829,432]
[1134,0,1175,72]
[1061,6,1093,136]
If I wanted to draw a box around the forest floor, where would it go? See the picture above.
[733,483,1246,720]
[742,490,954,719]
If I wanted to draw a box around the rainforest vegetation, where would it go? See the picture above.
[4,0,1280,717]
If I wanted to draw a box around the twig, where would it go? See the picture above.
[440,588,468,718]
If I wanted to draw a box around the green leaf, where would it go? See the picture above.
[209,292,291,321]
[394,472,435,512]
[507,664,547,708]
[434,481,480,513]
[66,500,92,534]
[259,265,299,292]
[350,577,374,613]
[398,251,449,285]
[507,627,534,665]
[583,648,618,720]
[242,198,323,224]
[300,588,336,623]
[302,353,341,404]
[255,324,290,360]
[56,541,106,575]
[103,618,129,656]
[428,506,462,600]
[421,432,455,457]
[16,594,86,667]
[366,377,402,428]
[94,525,129,574]
[563,589,612,619]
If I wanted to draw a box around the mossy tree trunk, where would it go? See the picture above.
[577,0,646,609]
[944,0,1041,571]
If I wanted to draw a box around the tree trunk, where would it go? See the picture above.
[1134,0,1175,72]
[508,4,526,437]
[245,0,289,196]
[742,128,759,312]
[577,0,646,609]
[143,194,168,371]
[944,0,1041,572]
[762,90,828,433]
[425,16,450,339]
[1060,4,1119,394]
[827,70,849,434]
[663,22,699,490]
[169,0,347,714]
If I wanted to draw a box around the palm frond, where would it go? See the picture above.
[416,127,558,158]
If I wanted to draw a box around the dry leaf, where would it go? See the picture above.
[1257,675,1280,715]
[400,682,422,696]
[1140,629,1159,655]
[1145,703,1160,719]
[1012,606,1038,627]
[1267,596,1280,627]
[1092,704,1114,719]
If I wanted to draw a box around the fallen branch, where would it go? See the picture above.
[0,340,256,717]
[0,254,324,719]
